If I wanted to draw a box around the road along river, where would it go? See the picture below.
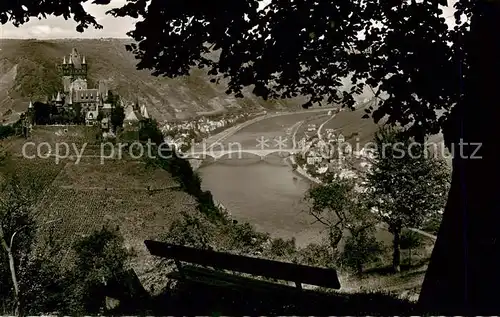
[195,107,437,248]
[197,111,332,247]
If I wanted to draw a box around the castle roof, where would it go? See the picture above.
[124,104,145,122]
[140,105,149,119]
[69,48,82,68]
[125,110,140,122]
[98,81,108,96]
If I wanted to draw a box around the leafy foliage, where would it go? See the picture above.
[161,211,216,250]
[341,229,383,274]
[32,101,83,125]
[0,126,15,140]
[399,230,423,266]
[107,91,125,130]
[366,126,449,271]
[294,243,333,268]
[111,104,125,130]
[366,126,449,232]
[305,178,376,256]
[0,0,110,32]
[60,225,132,315]
[264,237,297,260]
[139,118,164,146]
[400,230,423,251]
[104,0,475,140]
[0,167,42,314]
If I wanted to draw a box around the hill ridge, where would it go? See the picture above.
[0,39,304,123]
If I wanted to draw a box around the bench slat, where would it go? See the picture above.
[145,240,340,289]
[167,265,328,297]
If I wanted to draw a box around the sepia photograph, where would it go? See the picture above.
[0,0,497,315]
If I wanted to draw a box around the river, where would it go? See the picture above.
[198,112,330,247]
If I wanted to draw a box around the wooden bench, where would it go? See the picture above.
[144,240,340,293]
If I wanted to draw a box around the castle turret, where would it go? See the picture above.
[141,105,149,119]
[69,55,73,64]
[56,92,62,103]
[28,101,33,109]
[82,56,86,64]
[63,56,66,64]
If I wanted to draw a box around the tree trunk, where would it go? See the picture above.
[0,236,20,316]
[328,225,343,252]
[7,248,20,316]
[392,228,401,273]
[419,2,500,314]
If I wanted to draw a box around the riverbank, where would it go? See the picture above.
[189,108,334,171]
[287,114,324,184]
[287,155,322,184]
[189,159,203,171]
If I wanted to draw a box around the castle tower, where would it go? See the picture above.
[60,48,88,92]
[98,80,108,99]
[133,98,140,111]
[26,100,34,128]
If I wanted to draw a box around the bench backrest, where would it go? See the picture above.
[144,240,340,289]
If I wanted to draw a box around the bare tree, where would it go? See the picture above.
[0,159,61,316]
[0,173,37,315]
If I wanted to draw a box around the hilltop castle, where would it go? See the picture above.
[25,48,112,126]
[26,47,150,129]
[58,48,112,125]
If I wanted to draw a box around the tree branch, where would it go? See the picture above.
[9,218,62,249]
[309,210,331,227]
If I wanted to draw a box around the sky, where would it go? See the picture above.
[0,0,457,39]
[0,1,135,39]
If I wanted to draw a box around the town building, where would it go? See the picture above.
[124,102,150,130]
[306,150,323,165]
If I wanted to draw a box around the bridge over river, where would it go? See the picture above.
[183,148,302,160]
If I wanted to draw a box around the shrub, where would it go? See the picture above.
[399,230,423,266]
[341,230,383,275]
[295,243,334,268]
[0,125,15,139]
[161,211,216,250]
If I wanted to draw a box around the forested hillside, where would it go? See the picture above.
[0,39,304,123]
